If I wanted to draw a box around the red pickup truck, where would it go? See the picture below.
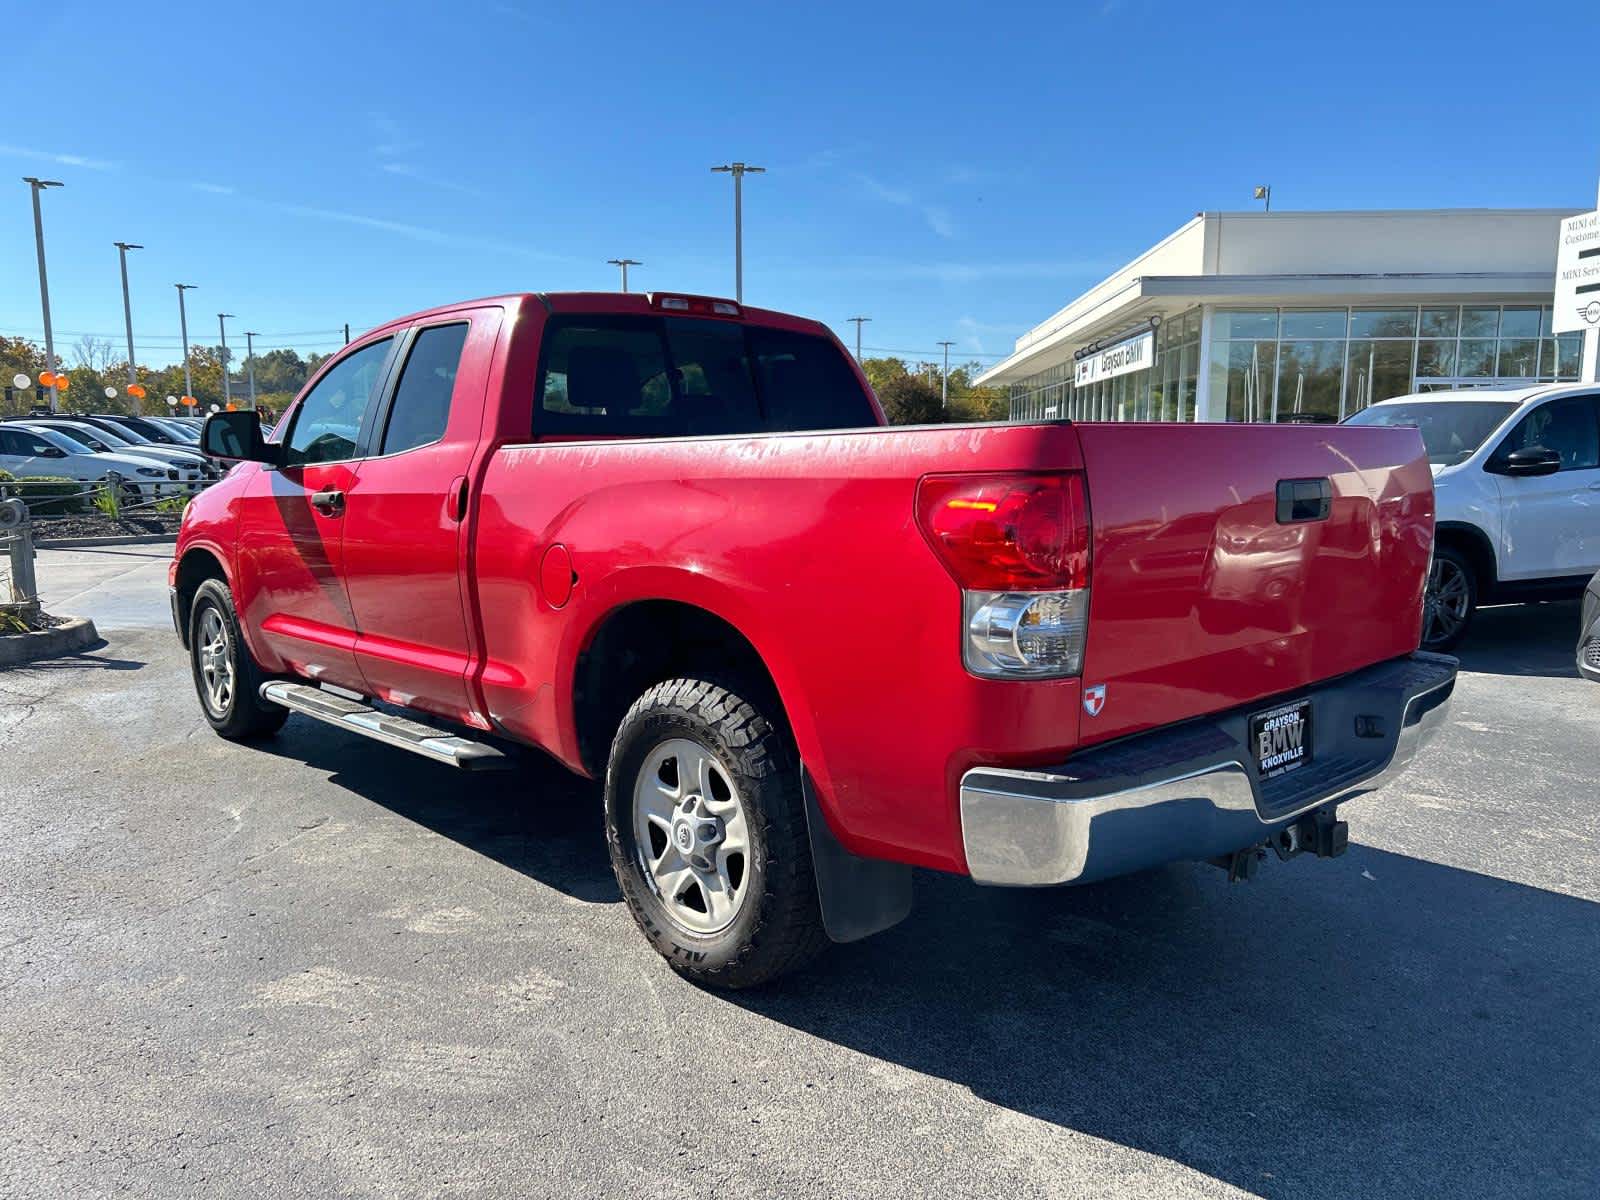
[173,291,1456,986]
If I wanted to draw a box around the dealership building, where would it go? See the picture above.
[976,208,1587,423]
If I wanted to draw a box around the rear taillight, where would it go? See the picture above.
[916,472,1090,679]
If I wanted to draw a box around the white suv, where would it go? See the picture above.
[1347,385,1600,649]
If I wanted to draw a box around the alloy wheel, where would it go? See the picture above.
[632,738,751,935]
[197,606,236,717]
[1424,556,1470,647]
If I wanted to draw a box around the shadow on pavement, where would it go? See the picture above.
[256,712,1597,1198]
[1455,599,1581,679]
[10,643,146,672]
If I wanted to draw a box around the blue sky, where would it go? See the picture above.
[3,0,1595,371]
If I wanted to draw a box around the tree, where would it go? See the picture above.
[860,356,909,397]
[72,335,117,373]
[877,373,945,425]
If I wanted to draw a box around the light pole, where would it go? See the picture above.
[937,340,955,409]
[244,331,259,409]
[175,284,197,401]
[218,313,235,408]
[710,161,765,302]
[1253,184,1272,212]
[607,258,641,292]
[846,316,870,360]
[23,178,63,411]
[113,241,143,407]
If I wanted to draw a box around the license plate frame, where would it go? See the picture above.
[1250,699,1313,779]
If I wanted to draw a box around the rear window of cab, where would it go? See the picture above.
[536,315,874,437]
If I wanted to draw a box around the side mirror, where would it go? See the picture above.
[202,410,278,465]
[1498,446,1563,477]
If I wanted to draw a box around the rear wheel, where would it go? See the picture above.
[188,579,287,740]
[1422,545,1476,652]
[604,677,828,988]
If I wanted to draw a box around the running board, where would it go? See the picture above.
[259,681,511,771]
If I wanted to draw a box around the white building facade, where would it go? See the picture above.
[978,208,1587,423]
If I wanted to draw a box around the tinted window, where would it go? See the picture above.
[1345,400,1519,467]
[381,323,469,454]
[748,326,875,430]
[283,339,393,466]
[4,428,60,456]
[537,316,871,437]
[1490,397,1600,472]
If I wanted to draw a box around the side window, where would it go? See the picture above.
[282,338,393,467]
[1491,396,1600,472]
[539,319,670,430]
[379,323,470,455]
[0,430,16,455]
[747,327,876,431]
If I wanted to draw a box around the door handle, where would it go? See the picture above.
[310,488,345,516]
[446,475,468,522]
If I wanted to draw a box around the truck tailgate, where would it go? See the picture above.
[1074,422,1433,747]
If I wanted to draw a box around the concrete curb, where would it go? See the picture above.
[0,616,101,668]
[32,535,178,550]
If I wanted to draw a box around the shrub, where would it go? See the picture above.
[7,475,89,515]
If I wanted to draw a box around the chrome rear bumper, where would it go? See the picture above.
[960,652,1457,886]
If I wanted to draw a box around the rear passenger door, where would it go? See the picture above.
[340,310,500,725]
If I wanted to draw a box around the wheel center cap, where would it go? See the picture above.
[674,822,694,853]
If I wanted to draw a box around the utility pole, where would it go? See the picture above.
[607,258,641,292]
[175,284,197,401]
[113,242,143,408]
[937,340,955,409]
[218,313,235,408]
[23,178,64,412]
[244,331,260,409]
[343,323,350,345]
[710,162,765,303]
[847,316,870,360]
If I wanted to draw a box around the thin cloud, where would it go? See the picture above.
[190,181,235,195]
[380,162,488,198]
[0,143,116,171]
[274,200,571,262]
[857,173,956,240]
[801,257,1117,284]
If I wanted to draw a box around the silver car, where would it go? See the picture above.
[1580,570,1600,683]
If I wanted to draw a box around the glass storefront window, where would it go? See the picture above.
[1498,307,1541,339]
[1350,308,1419,339]
[1458,339,1497,376]
[1420,306,1460,337]
[1345,340,1414,414]
[1280,309,1348,339]
[1212,310,1279,340]
[1556,333,1583,379]
[1496,338,1540,378]
[1210,339,1275,422]
[1276,341,1344,421]
[1416,339,1457,378]
[1461,307,1500,338]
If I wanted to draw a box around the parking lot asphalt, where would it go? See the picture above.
[3,544,1598,1199]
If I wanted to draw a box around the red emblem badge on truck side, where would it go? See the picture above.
[1083,684,1107,717]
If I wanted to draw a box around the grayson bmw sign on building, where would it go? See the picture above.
[981,207,1591,424]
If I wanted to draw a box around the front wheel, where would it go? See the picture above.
[1422,545,1477,652]
[188,579,288,740]
[604,677,828,988]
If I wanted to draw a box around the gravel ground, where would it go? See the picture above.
[1,546,1596,1199]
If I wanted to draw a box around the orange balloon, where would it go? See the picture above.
[128,384,147,399]
[226,402,238,411]
[55,375,70,390]
[38,370,56,386]
[181,395,197,406]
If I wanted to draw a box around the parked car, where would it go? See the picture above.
[1580,569,1600,683]
[147,416,204,445]
[0,423,186,503]
[171,291,1455,987]
[80,412,197,449]
[13,417,217,483]
[1346,384,1600,650]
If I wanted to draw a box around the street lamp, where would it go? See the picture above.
[175,284,197,401]
[1253,184,1272,212]
[23,178,63,411]
[607,258,641,292]
[937,340,955,408]
[846,316,870,360]
[244,331,260,410]
[710,162,765,303]
[113,241,143,407]
[218,314,235,409]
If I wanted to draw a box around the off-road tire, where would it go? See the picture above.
[604,677,828,988]
[188,578,288,740]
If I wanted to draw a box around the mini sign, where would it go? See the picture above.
[1553,209,1600,335]
[1075,329,1154,388]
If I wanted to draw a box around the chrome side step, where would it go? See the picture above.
[259,681,511,771]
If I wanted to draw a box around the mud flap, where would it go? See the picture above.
[802,767,913,943]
